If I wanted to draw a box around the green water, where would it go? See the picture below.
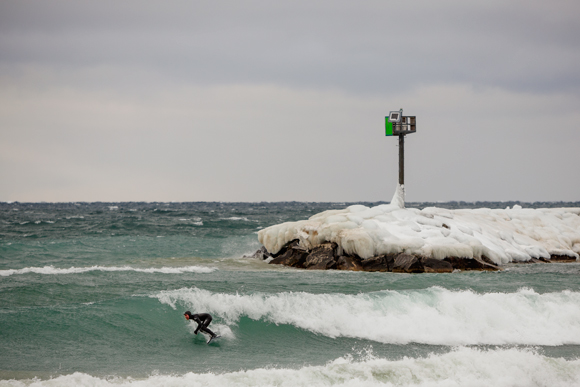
[1,202,580,386]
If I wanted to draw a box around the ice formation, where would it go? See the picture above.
[258,186,580,265]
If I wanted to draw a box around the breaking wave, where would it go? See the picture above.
[2,347,579,387]
[155,286,580,346]
[0,265,216,277]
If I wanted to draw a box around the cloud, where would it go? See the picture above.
[2,0,580,94]
[1,66,578,201]
[0,1,579,201]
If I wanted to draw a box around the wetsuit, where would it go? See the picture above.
[190,313,216,338]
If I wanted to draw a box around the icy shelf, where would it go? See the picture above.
[258,186,580,265]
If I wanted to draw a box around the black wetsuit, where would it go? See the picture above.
[191,313,216,338]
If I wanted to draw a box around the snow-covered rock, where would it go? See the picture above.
[258,186,580,265]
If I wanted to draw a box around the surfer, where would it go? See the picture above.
[184,311,217,339]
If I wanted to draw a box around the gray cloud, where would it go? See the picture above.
[2,0,580,94]
[0,0,579,202]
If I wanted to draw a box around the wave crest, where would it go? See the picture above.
[155,286,580,346]
[3,347,580,387]
[0,265,216,277]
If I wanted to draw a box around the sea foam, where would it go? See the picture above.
[1,347,579,387]
[155,286,580,346]
[0,265,216,277]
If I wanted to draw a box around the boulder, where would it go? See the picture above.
[550,254,577,263]
[336,256,363,271]
[269,249,308,268]
[421,257,453,273]
[259,241,502,272]
[361,255,394,272]
[307,257,337,270]
[517,257,546,264]
[248,245,271,260]
[271,239,301,258]
[392,253,424,273]
[473,256,501,270]
[480,255,496,265]
[269,240,309,268]
[304,243,337,268]
[443,257,500,271]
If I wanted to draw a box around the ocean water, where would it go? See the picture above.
[1,201,580,387]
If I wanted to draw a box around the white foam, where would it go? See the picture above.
[0,265,216,277]
[187,323,235,340]
[258,187,580,264]
[155,287,580,346]
[221,217,255,222]
[180,217,203,226]
[2,347,579,387]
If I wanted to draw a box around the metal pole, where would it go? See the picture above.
[398,133,405,186]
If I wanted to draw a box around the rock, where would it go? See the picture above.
[248,245,271,260]
[261,241,503,272]
[443,257,501,271]
[269,248,308,268]
[271,239,301,258]
[269,240,309,268]
[307,257,337,270]
[392,253,424,273]
[421,257,453,273]
[336,256,363,271]
[480,255,496,265]
[304,243,337,268]
[361,255,394,272]
[473,257,502,270]
[528,258,545,263]
[516,257,546,264]
[550,254,577,263]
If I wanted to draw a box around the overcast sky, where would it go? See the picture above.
[1,0,579,202]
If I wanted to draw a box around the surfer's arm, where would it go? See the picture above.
[190,315,205,334]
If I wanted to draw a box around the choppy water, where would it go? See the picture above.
[1,201,580,386]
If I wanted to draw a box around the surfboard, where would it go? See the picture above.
[207,335,221,344]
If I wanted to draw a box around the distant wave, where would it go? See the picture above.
[0,265,216,277]
[220,217,256,222]
[156,286,580,346]
[2,347,579,387]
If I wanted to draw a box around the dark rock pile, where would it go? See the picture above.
[250,240,503,273]
[548,254,578,263]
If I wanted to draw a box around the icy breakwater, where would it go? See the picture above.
[255,188,580,273]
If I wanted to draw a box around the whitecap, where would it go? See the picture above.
[0,265,216,277]
[221,217,256,222]
[155,286,580,346]
[2,347,579,387]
